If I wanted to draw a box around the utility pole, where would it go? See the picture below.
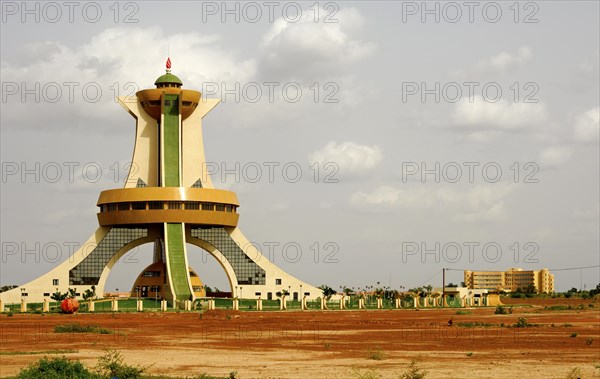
[442,268,446,307]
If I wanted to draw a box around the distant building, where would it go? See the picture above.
[464,268,554,293]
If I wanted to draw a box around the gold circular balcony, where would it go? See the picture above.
[136,88,201,120]
[97,187,239,227]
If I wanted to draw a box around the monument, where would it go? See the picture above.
[0,59,320,306]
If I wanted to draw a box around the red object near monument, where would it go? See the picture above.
[61,298,79,314]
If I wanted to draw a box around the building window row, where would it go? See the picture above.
[100,201,237,213]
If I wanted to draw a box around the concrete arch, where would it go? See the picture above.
[96,234,159,293]
[186,237,237,294]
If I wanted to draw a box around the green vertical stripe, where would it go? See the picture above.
[163,94,180,187]
[166,223,191,300]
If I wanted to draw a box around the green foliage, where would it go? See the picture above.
[318,284,337,300]
[54,323,113,334]
[95,349,148,379]
[466,352,473,357]
[17,356,99,379]
[399,360,428,379]
[570,332,578,338]
[586,337,594,345]
[494,305,508,314]
[514,317,529,328]
[0,285,18,293]
[455,310,472,315]
[83,285,96,301]
[50,290,67,302]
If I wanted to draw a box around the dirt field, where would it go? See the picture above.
[1,298,599,378]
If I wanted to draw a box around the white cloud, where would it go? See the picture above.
[351,185,401,205]
[574,107,600,142]
[478,46,532,73]
[258,6,375,81]
[351,184,515,222]
[452,46,532,78]
[452,96,546,130]
[309,141,383,174]
[1,27,256,129]
[538,146,573,168]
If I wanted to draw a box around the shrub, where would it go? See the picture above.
[17,356,98,379]
[455,310,471,315]
[466,352,473,357]
[399,360,428,379]
[586,337,594,345]
[95,349,148,379]
[495,305,508,314]
[54,324,113,334]
[514,317,529,328]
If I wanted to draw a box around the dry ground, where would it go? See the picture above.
[0,297,599,378]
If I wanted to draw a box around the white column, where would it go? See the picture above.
[88,299,95,312]
[111,298,118,312]
[137,299,143,312]
[20,299,27,313]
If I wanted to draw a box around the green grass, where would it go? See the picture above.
[455,310,472,315]
[545,305,570,311]
[54,323,113,334]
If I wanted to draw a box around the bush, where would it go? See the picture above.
[54,324,113,334]
[399,360,428,379]
[514,317,529,328]
[570,333,578,338]
[17,356,99,379]
[95,349,148,379]
[495,305,508,314]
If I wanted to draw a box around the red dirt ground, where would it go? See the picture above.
[1,298,599,378]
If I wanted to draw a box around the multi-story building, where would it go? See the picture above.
[464,268,554,293]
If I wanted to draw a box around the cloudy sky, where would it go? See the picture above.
[1,1,598,292]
